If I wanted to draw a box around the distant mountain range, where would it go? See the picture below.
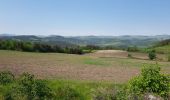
[0,33,16,36]
[0,34,170,48]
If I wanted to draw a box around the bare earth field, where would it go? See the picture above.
[0,50,169,83]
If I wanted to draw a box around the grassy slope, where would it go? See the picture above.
[154,45,170,54]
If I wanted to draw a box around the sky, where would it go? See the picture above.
[0,0,170,36]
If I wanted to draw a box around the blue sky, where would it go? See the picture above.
[0,0,170,36]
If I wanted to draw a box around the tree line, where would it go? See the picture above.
[0,40,83,54]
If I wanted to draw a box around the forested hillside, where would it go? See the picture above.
[1,34,170,48]
[0,40,83,54]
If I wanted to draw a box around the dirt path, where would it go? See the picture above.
[88,50,128,58]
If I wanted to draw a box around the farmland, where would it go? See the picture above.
[0,50,169,83]
[0,48,170,99]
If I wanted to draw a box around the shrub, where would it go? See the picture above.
[18,73,35,100]
[34,80,54,99]
[4,86,26,100]
[4,72,54,100]
[128,64,170,98]
[55,85,84,100]
[148,50,156,60]
[0,71,15,85]
[18,73,54,100]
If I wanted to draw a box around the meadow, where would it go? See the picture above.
[0,50,169,82]
[0,50,169,99]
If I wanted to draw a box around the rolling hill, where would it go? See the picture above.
[0,34,170,48]
[153,39,170,54]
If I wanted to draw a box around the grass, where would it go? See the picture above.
[0,83,15,99]
[0,79,121,100]
[48,80,115,100]
[99,57,170,68]
[155,45,170,54]
[83,58,111,66]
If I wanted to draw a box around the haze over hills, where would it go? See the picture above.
[0,34,170,48]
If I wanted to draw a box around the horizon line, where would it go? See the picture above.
[0,33,170,37]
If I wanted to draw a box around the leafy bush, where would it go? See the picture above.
[18,73,54,100]
[5,72,54,100]
[148,50,156,60]
[4,86,26,100]
[128,64,170,98]
[55,85,84,100]
[18,73,35,100]
[34,80,54,99]
[0,71,15,85]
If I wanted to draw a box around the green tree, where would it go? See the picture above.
[21,42,34,52]
[148,50,156,60]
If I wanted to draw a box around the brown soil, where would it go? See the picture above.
[88,50,128,58]
[0,50,141,83]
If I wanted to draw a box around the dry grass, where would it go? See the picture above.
[87,50,128,58]
[0,50,169,83]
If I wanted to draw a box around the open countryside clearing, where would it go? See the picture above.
[0,50,169,83]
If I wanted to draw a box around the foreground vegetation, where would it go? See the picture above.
[0,64,169,100]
